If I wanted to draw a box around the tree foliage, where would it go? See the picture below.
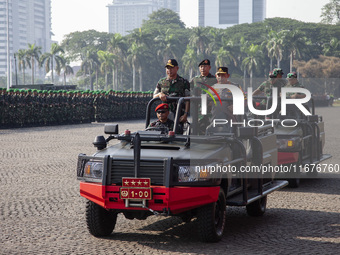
[13,9,340,91]
[321,0,340,25]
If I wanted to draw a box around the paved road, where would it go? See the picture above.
[1,108,339,255]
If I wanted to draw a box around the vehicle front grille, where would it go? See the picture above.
[109,159,166,185]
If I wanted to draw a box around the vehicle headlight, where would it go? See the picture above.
[83,161,103,179]
[178,165,211,182]
[276,137,301,150]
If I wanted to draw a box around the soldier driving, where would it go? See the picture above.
[148,103,174,131]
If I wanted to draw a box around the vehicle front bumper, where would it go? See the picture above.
[80,182,220,215]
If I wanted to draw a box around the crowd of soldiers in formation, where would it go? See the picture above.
[0,88,153,128]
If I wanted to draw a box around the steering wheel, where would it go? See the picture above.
[145,126,169,133]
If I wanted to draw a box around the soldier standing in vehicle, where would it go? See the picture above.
[190,59,217,95]
[286,72,306,99]
[253,68,286,97]
[252,68,287,111]
[153,59,190,123]
[211,67,246,122]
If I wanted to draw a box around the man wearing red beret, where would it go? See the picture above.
[148,103,174,131]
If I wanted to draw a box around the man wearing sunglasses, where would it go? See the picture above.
[286,72,305,99]
[148,103,174,131]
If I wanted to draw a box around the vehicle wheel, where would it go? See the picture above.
[197,188,226,242]
[246,196,267,217]
[86,200,117,237]
[288,155,302,188]
[288,177,300,188]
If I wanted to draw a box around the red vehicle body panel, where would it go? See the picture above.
[278,152,299,165]
[80,182,220,215]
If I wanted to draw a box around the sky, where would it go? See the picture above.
[51,0,330,43]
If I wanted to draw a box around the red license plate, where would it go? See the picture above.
[120,187,152,200]
[122,178,151,187]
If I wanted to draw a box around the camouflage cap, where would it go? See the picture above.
[269,71,277,78]
[273,68,284,75]
[287,72,297,78]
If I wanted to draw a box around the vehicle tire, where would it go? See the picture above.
[86,200,117,237]
[246,196,267,217]
[288,154,302,188]
[197,188,226,242]
[288,177,300,188]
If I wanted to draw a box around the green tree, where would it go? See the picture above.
[323,37,340,57]
[321,0,340,25]
[242,44,262,88]
[40,43,65,83]
[127,42,146,91]
[98,50,115,90]
[182,45,197,80]
[56,55,74,85]
[25,43,42,85]
[188,27,210,57]
[283,30,311,72]
[266,30,285,68]
[142,8,185,30]
[16,49,29,85]
[80,50,100,90]
[154,28,180,64]
[61,30,111,62]
[107,33,127,90]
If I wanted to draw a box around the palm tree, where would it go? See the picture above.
[56,55,74,85]
[182,45,197,80]
[154,28,180,64]
[212,39,237,69]
[98,50,115,90]
[266,30,285,68]
[40,43,65,83]
[262,29,275,72]
[25,43,42,84]
[283,30,311,72]
[127,42,145,91]
[238,37,250,89]
[107,33,127,90]
[16,49,29,85]
[188,27,210,57]
[242,44,262,88]
[323,37,340,57]
[81,50,100,90]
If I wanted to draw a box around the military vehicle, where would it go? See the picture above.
[77,96,287,242]
[274,100,332,187]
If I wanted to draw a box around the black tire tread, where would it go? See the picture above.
[197,189,226,242]
[86,200,117,237]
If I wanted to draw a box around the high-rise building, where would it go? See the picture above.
[182,0,266,28]
[107,0,180,36]
[0,0,52,78]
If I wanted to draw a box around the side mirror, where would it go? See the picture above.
[307,115,318,123]
[237,127,258,139]
[104,124,119,134]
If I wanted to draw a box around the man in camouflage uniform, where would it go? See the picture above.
[190,59,218,96]
[253,68,287,109]
[253,68,286,97]
[148,103,174,132]
[153,59,190,123]
[286,72,305,99]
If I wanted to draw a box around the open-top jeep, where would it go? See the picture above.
[274,100,332,187]
[77,96,288,242]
